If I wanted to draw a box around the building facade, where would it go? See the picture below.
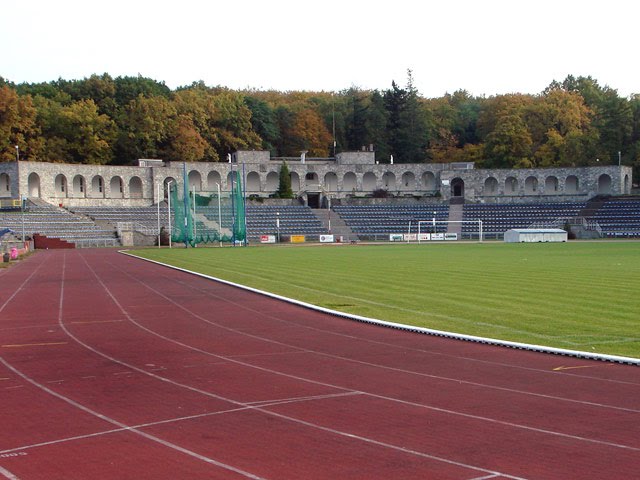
[0,150,633,208]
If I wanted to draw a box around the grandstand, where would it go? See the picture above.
[591,197,640,238]
[0,204,118,247]
[245,205,325,241]
[333,204,449,240]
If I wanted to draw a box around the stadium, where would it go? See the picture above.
[2,150,640,479]
[0,149,636,248]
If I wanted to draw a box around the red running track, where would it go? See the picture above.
[1,249,639,479]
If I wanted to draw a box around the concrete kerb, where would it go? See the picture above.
[119,250,640,366]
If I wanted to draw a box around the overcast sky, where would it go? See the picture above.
[2,0,638,98]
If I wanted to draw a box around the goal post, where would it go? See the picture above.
[416,219,483,242]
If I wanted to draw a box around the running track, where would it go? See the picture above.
[1,249,639,479]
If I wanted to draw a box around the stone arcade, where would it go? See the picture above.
[0,150,632,208]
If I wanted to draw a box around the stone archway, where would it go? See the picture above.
[597,174,612,194]
[0,173,10,197]
[28,172,41,198]
[451,178,464,197]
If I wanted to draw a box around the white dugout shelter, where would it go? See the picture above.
[504,228,568,243]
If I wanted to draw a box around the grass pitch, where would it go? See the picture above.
[133,242,640,358]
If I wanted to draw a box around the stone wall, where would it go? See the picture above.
[4,153,634,207]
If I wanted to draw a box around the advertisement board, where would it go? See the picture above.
[319,235,334,243]
[389,234,404,242]
[445,233,458,241]
[431,233,445,241]
[291,235,306,243]
[260,235,276,244]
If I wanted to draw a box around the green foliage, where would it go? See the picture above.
[1,72,637,172]
[276,162,293,198]
[136,243,640,358]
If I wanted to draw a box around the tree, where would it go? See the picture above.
[244,95,280,153]
[383,71,428,163]
[0,86,44,161]
[276,162,293,198]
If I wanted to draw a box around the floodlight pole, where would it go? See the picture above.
[167,180,173,248]
[215,182,222,247]
[21,196,25,242]
[192,185,197,245]
[157,182,161,248]
[433,211,436,235]
[15,145,19,162]
[276,212,280,243]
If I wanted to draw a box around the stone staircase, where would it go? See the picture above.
[447,202,463,236]
[311,208,358,241]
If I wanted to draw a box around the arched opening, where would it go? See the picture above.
[290,172,300,192]
[55,174,68,197]
[188,170,202,191]
[72,175,86,198]
[505,176,518,194]
[524,176,538,195]
[164,177,177,198]
[91,176,104,198]
[484,177,498,195]
[129,176,143,198]
[362,172,377,191]
[421,171,436,190]
[597,174,612,194]
[324,172,338,191]
[110,176,123,199]
[545,176,559,193]
[451,178,464,197]
[0,173,10,197]
[304,172,319,190]
[266,171,279,192]
[382,172,396,190]
[246,171,261,192]
[207,171,221,191]
[342,172,357,193]
[565,175,579,194]
[28,172,41,198]
[401,171,415,190]
[624,174,630,194]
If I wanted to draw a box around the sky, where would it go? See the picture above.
[2,0,638,98]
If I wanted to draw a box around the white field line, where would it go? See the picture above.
[120,251,640,366]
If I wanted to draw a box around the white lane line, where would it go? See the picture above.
[169,276,640,387]
[0,392,363,457]
[76,252,524,480]
[125,264,640,416]
[47,252,265,480]
[93,255,640,453]
[0,466,20,480]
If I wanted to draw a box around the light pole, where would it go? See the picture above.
[215,182,222,247]
[276,212,280,243]
[167,180,173,248]
[433,211,437,235]
[157,182,161,248]
[21,196,25,242]
[15,145,19,162]
[192,185,197,245]
[327,194,332,233]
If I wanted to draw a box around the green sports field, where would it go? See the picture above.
[133,242,640,359]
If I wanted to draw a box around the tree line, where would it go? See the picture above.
[1,71,638,179]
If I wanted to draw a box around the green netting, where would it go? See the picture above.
[170,171,246,246]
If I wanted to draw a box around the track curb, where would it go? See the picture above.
[120,250,640,366]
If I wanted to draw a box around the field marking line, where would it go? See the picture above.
[166,277,640,388]
[122,251,640,367]
[0,392,361,457]
[0,466,19,480]
[69,252,526,480]
[1,342,67,348]
[176,261,595,344]
[77,252,640,458]
[0,252,267,480]
[0,256,47,315]
[117,262,640,415]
